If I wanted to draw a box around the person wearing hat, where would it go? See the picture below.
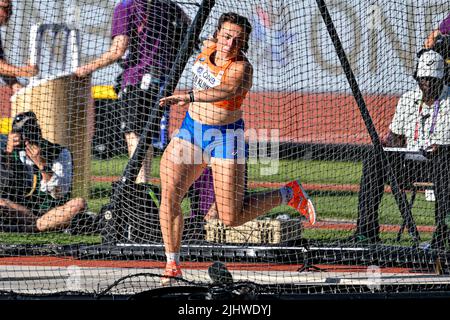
[0,112,86,232]
[0,0,37,93]
[424,13,449,49]
[351,50,450,246]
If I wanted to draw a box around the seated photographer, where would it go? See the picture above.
[352,50,450,246]
[0,111,86,232]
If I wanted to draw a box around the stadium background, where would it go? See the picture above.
[0,0,448,300]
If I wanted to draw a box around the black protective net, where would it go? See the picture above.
[0,0,448,299]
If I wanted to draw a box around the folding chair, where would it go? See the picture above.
[396,181,434,242]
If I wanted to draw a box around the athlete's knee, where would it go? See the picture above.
[217,205,242,227]
[216,201,243,227]
[220,215,241,227]
[35,218,47,232]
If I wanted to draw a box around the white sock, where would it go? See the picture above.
[165,252,180,265]
[280,186,294,205]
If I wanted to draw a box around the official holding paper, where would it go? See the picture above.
[351,50,450,246]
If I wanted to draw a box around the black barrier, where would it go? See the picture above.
[92,98,127,159]
[122,0,215,182]
[315,0,420,244]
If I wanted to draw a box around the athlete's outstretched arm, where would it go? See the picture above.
[159,60,253,107]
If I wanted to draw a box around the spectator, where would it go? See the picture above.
[424,13,450,49]
[352,50,450,246]
[0,112,86,232]
[75,0,190,184]
[0,0,37,93]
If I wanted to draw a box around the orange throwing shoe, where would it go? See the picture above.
[286,180,316,225]
[161,261,183,286]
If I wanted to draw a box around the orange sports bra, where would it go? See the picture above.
[191,44,247,111]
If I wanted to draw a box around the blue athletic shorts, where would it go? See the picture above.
[174,112,247,160]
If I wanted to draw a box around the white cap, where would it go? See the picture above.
[416,50,445,79]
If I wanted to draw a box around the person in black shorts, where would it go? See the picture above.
[75,0,190,184]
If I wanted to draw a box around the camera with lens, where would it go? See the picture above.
[0,112,40,200]
[10,111,42,148]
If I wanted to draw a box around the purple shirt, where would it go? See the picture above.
[439,13,450,35]
[111,0,190,89]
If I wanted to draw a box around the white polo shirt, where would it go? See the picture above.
[390,85,450,150]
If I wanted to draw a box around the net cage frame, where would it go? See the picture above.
[0,0,449,300]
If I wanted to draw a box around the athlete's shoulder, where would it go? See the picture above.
[196,41,216,61]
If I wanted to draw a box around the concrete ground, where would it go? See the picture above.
[0,264,449,296]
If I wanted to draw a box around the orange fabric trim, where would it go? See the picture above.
[194,45,247,111]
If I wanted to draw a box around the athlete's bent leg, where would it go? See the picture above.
[125,132,153,184]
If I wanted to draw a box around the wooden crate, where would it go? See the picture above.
[205,218,303,244]
[204,220,226,243]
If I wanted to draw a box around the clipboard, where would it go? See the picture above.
[383,147,428,161]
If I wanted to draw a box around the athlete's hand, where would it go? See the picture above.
[159,94,190,107]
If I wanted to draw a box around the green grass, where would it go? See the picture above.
[0,156,437,245]
[91,155,160,177]
[248,159,362,184]
[88,156,436,228]
[0,232,101,245]
[0,228,432,246]
[91,156,363,185]
[302,228,433,246]
[379,193,435,226]
[88,156,366,219]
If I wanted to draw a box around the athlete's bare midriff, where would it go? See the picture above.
[189,102,243,125]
